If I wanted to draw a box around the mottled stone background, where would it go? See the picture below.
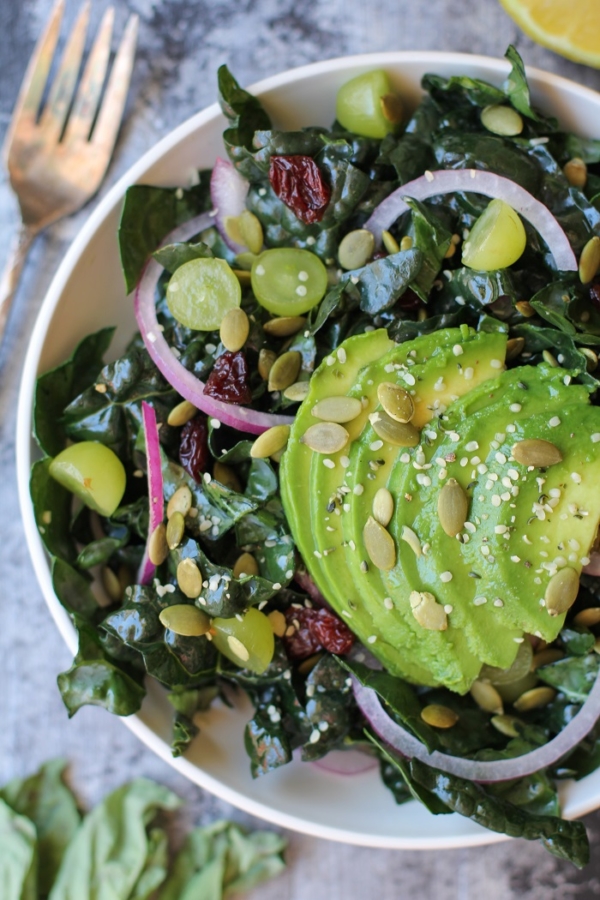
[2,1,600,897]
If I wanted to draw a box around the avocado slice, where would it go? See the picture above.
[281,326,600,694]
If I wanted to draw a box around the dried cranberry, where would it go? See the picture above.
[282,607,322,662]
[397,287,422,311]
[590,281,600,313]
[309,607,355,655]
[203,351,252,405]
[179,414,209,482]
[269,155,331,224]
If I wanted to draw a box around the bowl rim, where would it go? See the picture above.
[16,49,600,850]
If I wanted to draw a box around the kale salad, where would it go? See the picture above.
[31,47,600,866]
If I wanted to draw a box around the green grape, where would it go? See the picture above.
[462,199,527,270]
[166,257,241,330]
[49,441,126,517]
[211,607,275,674]
[251,248,328,316]
[335,69,403,139]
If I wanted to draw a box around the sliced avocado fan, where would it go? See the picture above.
[280,326,600,694]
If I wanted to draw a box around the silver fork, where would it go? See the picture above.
[0,0,138,351]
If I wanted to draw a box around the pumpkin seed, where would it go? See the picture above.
[532,648,564,669]
[495,672,539,706]
[574,607,600,627]
[400,525,422,557]
[594,638,600,655]
[213,461,241,492]
[177,558,203,598]
[258,348,277,381]
[470,680,504,715]
[268,350,302,392]
[167,400,197,427]
[380,92,403,125]
[581,347,598,372]
[382,230,400,254]
[224,215,244,246]
[301,422,349,454]
[545,566,580,617]
[251,425,291,459]
[491,714,521,738]
[297,652,323,675]
[363,516,396,571]
[238,209,264,255]
[166,511,185,549]
[437,478,468,537]
[234,251,256,271]
[579,236,600,284]
[481,104,523,137]
[563,157,587,189]
[268,609,286,637]
[410,591,447,631]
[167,485,193,519]
[542,349,558,367]
[512,438,563,467]
[373,487,394,527]
[444,242,456,259]
[233,551,259,579]
[263,316,307,338]
[148,523,168,566]
[220,307,249,352]
[338,228,375,270]
[369,411,419,447]
[102,566,122,602]
[270,448,284,464]
[400,235,413,251]
[284,381,310,402]
[506,337,525,361]
[233,268,251,287]
[513,686,556,712]
[515,300,535,317]
[159,604,211,636]
[377,381,414,423]
[311,395,362,424]
[420,704,458,729]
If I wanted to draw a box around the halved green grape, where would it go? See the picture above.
[462,199,527,270]
[336,70,403,139]
[251,248,328,316]
[49,441,126,517]
[211,607,275,674]
[166,257,241,330]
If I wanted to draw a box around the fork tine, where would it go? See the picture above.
[2,0,65,162]
[64,6,115,143]
[39,1,91,143]
[91,13,138,154]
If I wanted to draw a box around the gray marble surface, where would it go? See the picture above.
[2,1,600,897]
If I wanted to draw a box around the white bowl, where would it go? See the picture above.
[17,51,600,850]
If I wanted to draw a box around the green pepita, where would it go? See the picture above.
[251,425,291,459]
[268,350,302,392]
[238,209,264,255]
[102,567,122,602]
[234,251,257,271]
[159,604,211,636]
[377,381,414,423]
[511,438,563,467]
[176,558,203,599]
[311,395,363,423]
[545,566,580,617]
[283,381,310,402]
[213,461,242,493]
[582,347,598,373]
[233,552,259,578]
[166,511,185,550]
[301,422,349,454]
[148,523,168,566]
[437,478,469,537]
[491,714,521,738]
[381,230,400,254]
[579,236,600,284]
[481,104,523,137]
[532,648,564,669]
[268,609,287,637]
[409,590,447,631]
[542,349,558,367]
[258,348,277,381]
[400,236,413,252]
[338,229,375,270]
[470,680,504,715]
[506,337,525,361]
[363,516,396,571]
[420,704,458,729]
[372,487,394,527]
[515,300,535,317]
[167,400,197,427]
[263,316,307,338]
[513,686,556,712]
[220,307,249,352]
[369,411,419,447]
[224,215,244,245]
[573,607,600,627]
[167,484,193,519]
[563,157,587,189]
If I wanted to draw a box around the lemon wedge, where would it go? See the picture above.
[500,0,600,68]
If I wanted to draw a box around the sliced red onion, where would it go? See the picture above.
[134,213,294,435]
[312,749,378,776]
[353,671,600,783]
[584,552,600,576]
[138,401,164,585]
[364,169,577,272]
[294,569,328,607]
[210,157,250,253]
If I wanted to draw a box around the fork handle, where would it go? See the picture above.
[0,223,36,351]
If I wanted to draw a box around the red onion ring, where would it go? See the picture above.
[364,169,577,272]
[311,749,378,776]
[584,552,600,577]
[134,213,294,435]
[352,672,600,783]
[210,157,250,252]
[138,401,164,585]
